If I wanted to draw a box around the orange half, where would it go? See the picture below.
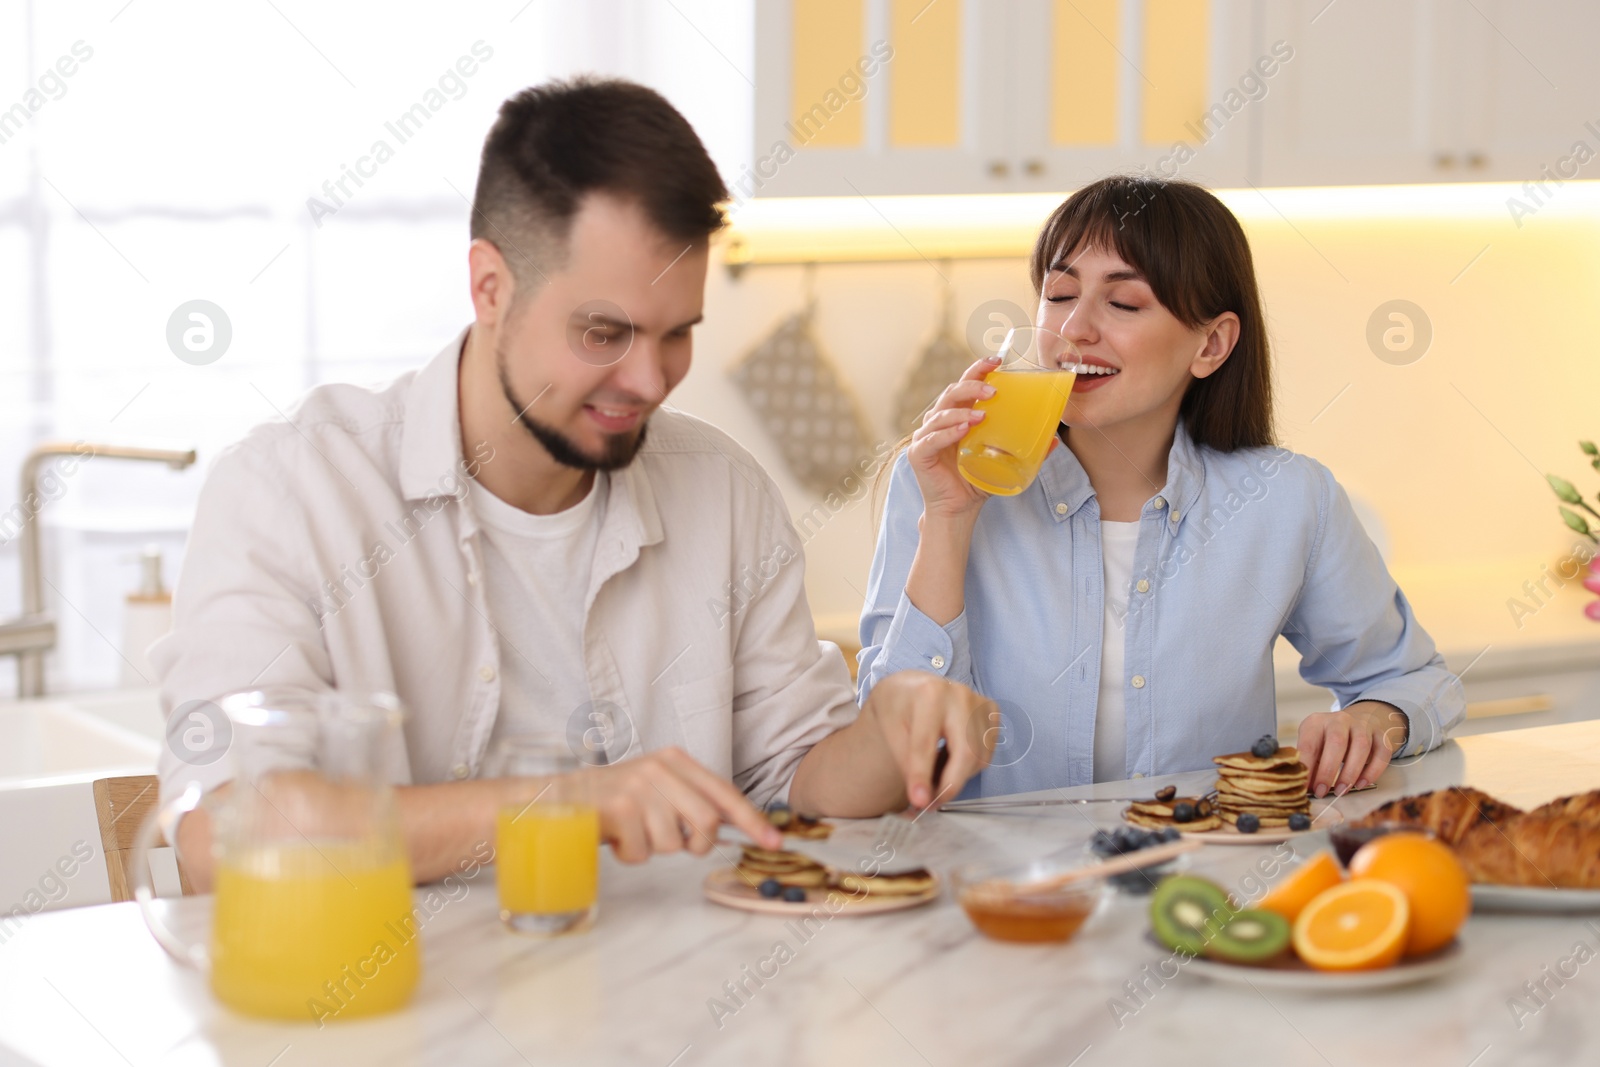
[1258,851,1343,923]
[1292,880,1411,972]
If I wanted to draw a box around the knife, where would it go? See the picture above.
[940,794,1154,812]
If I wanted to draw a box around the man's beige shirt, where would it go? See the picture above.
[153,327,859,807]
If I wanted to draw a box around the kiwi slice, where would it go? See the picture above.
[1205,908,1291,964]
[1149,875,1235,955]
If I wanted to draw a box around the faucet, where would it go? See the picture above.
[1,441,197,698]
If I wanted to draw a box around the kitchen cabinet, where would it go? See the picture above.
[1257,0,1600,188]
[750,0,1261,197]
[752,0,1600,197]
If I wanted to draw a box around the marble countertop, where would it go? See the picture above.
[3,721,1599,1067]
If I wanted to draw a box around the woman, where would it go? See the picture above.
[857,176,1463,800]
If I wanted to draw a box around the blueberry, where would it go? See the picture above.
[1091,830,1115,856]
[1171,802,1196,824]
[1160,827,1182,842]
[1288,812,1312,832]
[781,886,807,903]
[1236,813,1261,834]
[758,878,782,898]
[1251,736,1279,759]
[766,801,791,814]
[1110,871,1154,894]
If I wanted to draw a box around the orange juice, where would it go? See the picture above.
[210,842,419,1022]
[496,804,600,922]
[958,368,1076,495]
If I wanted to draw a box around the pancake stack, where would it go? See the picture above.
[1123,792,1221,832]
[733,809,937,897]
[1212,745,1312,828]
[735,844,831,888]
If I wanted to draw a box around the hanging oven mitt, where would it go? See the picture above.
[894,326,972,437]
[729,309,874,495]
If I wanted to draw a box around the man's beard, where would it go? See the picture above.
[497,350,648,472]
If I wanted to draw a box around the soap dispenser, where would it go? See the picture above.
[122,544,171,688]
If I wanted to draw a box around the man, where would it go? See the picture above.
[156,77,996,886]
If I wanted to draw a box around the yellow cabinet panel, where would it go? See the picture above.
[791,0,867,147]
[1051,0,1120,146]
[1141,0,1209,144]
[890,0,962,147]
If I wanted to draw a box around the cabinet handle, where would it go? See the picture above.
[1023,159,1045,177]
[987,160,1010,178]
[1466,152,1487,169]
[1434,153,1456,169]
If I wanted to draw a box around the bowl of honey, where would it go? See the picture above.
[951,857,1108,944]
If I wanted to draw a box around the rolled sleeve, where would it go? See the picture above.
[856,454,976,703]
[1284,462,1465,758]
[725,467,861,808]
[867,591,971,684]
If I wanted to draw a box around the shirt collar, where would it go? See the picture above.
[399,326,472,501]
[397,324,664,550]
[1036,420,1208,523]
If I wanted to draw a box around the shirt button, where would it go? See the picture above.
[931,654,947,669]
[1153,496,1166,509]
[1170,510,1180,523]
[1131,674,1146,688]
[1136,579,1150,593]
[479,665,496,682]
[451,763,470,779]
[1055,502,1068,515]
[1131,772,1146,779]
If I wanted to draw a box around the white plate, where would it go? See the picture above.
[702,867,940,916]
[1175,938,1462,992]
[1180,805,1346,845]
[1471,884,1600,913]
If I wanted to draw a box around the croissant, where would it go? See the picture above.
[1353,787,1522,846]
[1454,814,1600,888]
[1528,790,1600,828]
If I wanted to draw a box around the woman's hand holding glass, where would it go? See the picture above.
[908,355,1002,522]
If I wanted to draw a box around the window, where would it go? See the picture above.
[0,0,753,693]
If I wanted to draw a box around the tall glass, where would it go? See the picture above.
[957,325,1080,496]
[490,736,600,935]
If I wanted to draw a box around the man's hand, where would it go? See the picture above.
[1297,701,1408,798]
[582,747,782,862]
[862,671,999,810]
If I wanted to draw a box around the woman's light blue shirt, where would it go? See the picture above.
[857,428,1465,797]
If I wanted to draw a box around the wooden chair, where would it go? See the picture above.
[91,775,193,903]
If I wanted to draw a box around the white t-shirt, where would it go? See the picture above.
[1092,519,1140,783]
[471,473,608,744]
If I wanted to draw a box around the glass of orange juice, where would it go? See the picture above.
[491,736,600,935]
[957,325,1081,496]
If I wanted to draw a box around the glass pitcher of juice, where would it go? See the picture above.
[957,325,1080,496]
[490,736,599,935]
[132,689,420,1023]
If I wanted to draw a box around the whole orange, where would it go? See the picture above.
[1347,832,1470,956]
